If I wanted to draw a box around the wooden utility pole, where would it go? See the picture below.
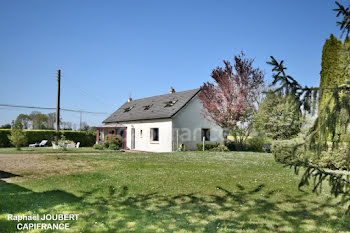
[56,69,61,131]
[79,111,82,130]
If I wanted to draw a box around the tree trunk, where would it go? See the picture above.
[222,127,229,145]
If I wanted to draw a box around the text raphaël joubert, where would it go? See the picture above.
[8,214,79,221]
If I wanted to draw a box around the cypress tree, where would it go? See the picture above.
[266,2,350,213]
[342,37,350,79]
[318,34,343,114]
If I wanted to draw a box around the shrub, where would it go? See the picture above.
[225,141,247,151]
[271,139,305,164]
[225,138,271,152]
[8,129,27,150]
[262,143,272,153]
[318,146,350,170]
[93,144,103,150]
[54,134,76,150]
[108,143,119,150]
[104,134,123,148]
[210,144,229,152]
[196,142,220,151]
[271,140,350,170]
[226,141,236,151]
[254,91,302,140]
[246,137,265,152]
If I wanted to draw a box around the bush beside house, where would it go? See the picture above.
[0,129,95,147]
[210,144,229,152]
[196,143,220,151]
[108,143,119,150]
[93,144,104,150]
[196,138,271,152]
[225,137,271,152]
[103,134,123,148]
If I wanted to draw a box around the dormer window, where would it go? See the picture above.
[124,106,134,112]
[164,100,178,107]
[143,104,153,110]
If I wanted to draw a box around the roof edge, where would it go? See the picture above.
[102,88,201,123]
[170,89,201,118]
[110,117,173,124]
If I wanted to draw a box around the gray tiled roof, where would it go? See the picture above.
[103,88,200,123]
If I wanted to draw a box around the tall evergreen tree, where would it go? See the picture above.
[265,1,350,212]
[319,34,343,114]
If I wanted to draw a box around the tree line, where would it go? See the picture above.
[0,111,91,131]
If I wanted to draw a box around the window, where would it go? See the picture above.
[124,106,134,112]
[151,128,159,142]
[164,100,178,107]
[201,128,210,141]
[140,129,143,138]
[143,104,153,110]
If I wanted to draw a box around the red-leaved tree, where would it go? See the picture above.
[199,52,264,144]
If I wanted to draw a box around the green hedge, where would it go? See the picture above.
[0,129,96,147]
[246,137,265,152]
[196,142,220,151]
[225,137,271,152]
[271,139,350,170]
[271,139,305,164]
[60,131,96,147]
[0,130,11,147]
[210,144,229,152]
[24,130,59,145]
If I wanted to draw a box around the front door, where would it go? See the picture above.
[131,128,135,149]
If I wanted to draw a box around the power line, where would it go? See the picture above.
[0,104,110,115]
[0,104,54,111]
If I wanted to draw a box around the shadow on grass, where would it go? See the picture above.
[0,170,21,179]
[77,184,350,233]
[0,174,81,233]
[0,175,349,232]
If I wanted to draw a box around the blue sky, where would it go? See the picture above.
[0,0,344,127]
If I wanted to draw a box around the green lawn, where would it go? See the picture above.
[0,151,349,232]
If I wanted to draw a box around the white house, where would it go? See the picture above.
[96,88,223,152]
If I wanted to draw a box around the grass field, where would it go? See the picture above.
[0,151,349,232]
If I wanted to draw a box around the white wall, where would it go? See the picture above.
[172,95,223,150]
[120,119,173,152]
